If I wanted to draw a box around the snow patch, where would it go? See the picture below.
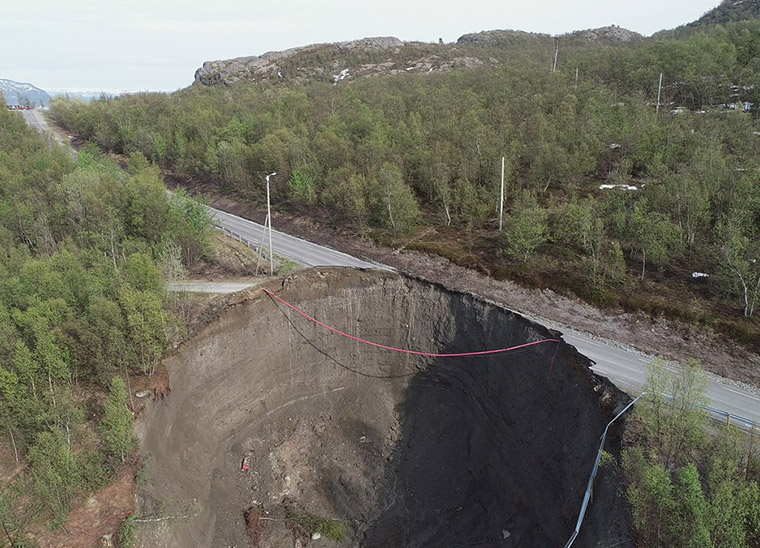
[333,68,350,84]
[599,184,638,191]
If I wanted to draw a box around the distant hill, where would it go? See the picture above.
[457,25,643,47]
[687,0,760,29]
[194,26,641,87]
[0,78,51,107]
[194,37,492,87]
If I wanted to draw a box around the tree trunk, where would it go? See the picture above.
[8,427,18,463]
[386,191,396,232]
[640,250,647,281]
[48,371,56,406]
[750,273,760,317]
[124,364,135,412]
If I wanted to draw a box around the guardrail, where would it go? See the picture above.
[640,391,758,432]
[704,404,758,430]
[215,224,269,262]
[564,394,643,548]
[565,392,759,546]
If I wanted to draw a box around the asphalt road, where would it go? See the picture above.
[564,331,760,427]
[209,206,387,270]
[167,281,258,293]
[19,108,74,153]
[20,108,47,132]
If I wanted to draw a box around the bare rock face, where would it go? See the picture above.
[564,25,644,43]
[339,36,405,52]
[193,36,492,86]
[456,29,552,46]
[194,37,404,86]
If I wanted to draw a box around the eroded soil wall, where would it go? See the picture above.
[136,268,631,547]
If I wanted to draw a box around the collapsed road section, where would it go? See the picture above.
[136,268,632,547]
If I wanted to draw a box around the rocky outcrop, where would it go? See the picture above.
[195,37,402,85]
[194,25,643,88]
[194,37,493,86]
[562,25,644,43]
[456,29,552,46]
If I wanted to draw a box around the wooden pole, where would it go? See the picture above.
[256,213,267,275]
[266,172,276,275]
[552,40,559,73]
[656,73,663,115]
[499,157,505,231]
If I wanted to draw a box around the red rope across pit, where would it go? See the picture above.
[263,288,562,359]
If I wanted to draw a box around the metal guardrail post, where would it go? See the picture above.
[564,393,645,548]
[216,223,269,263]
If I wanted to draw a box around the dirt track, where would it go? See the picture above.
[136,268,631,547]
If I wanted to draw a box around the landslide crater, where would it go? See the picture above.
[136,268,631,547]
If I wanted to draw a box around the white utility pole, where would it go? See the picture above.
[255,213,267,275]
[499,157,505,231]
[552,40,559,73]
[265,172,276,275]
[575,67,579,89]
[656,73,663,115]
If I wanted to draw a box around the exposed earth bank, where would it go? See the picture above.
[136,268,631,547]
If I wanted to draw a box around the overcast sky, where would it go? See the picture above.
[1,0,721,92]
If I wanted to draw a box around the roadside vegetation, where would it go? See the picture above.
[623,361,760,546]
[0,98,213,543]
[49,20,760,351]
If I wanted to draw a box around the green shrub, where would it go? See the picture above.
[118,514,137,548]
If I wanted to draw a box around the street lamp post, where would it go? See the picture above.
[266,172,276,275]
